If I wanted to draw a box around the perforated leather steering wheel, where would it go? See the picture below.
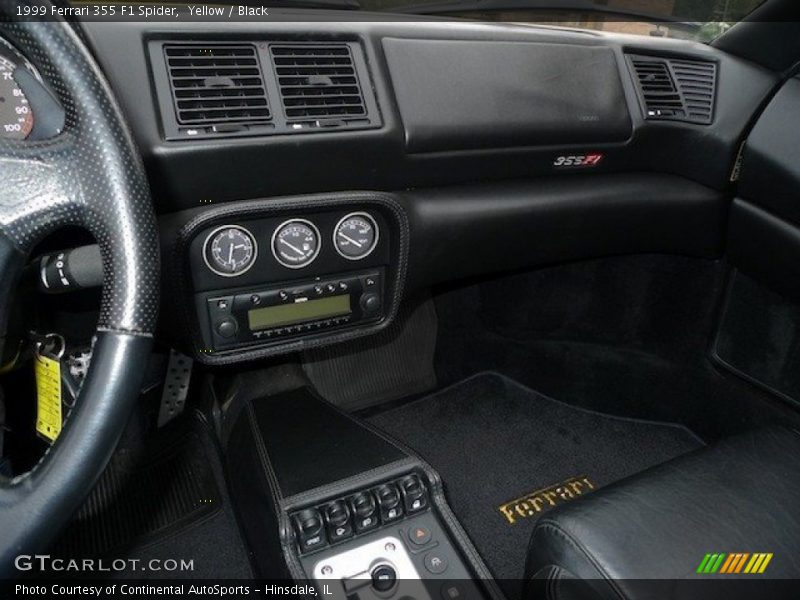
[0,14,159,574]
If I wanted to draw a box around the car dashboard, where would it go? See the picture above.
[22,14,765,366]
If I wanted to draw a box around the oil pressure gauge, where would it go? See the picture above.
[334,213,379,260]
[203,225,257,277]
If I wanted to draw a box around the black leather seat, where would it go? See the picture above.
[524,427,800,600]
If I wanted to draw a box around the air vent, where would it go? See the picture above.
[269,44,367,123]
[671,60,717,123]
[163,44,271,127]
[628,55,717,125]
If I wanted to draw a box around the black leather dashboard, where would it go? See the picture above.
[72,14,792,358]
[79,17,775,210]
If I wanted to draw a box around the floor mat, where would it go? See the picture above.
[51,414,253,579]
[367,373,703,598]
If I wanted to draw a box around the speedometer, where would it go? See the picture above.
[0,55,33,140]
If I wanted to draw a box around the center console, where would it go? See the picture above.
[164,191,408,364]
[225,386,503,600]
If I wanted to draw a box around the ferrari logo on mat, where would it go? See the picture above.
[498,476,595,525]
[697,553,773,574]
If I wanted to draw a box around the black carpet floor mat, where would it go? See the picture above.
[367,373,703,599]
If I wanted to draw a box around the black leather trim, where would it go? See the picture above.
[249,387,407,498]
[727,198,800,304]
[398,174,728,290]
[737,78,800,228]
[382,39,632,153]
[525,427,800,599]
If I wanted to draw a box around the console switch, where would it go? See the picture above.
[293,508,327,552]
[323,500,354,543]
[374,483,404,523]
[349,492,380,533]
[399,474,429,514]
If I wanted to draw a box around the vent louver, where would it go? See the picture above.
[164,44,271,127]
[269,44,367,123]
[628,55,717,125]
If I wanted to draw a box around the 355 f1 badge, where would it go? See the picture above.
[553,153,604,168]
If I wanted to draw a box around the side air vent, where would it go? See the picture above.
[163,44,271,128]
[269,43,368,124]
[628,55,717,125]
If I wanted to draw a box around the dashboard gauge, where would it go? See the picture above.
[334,213,379,260]
[203,225,257,277]
[0,55,33,140]
[272,219,321,269]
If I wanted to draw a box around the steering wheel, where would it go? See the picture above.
[0,15,159,574]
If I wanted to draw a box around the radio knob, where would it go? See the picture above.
[360,293,381,314]
[216,317,238,338]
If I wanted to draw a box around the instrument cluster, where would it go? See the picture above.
[202,212,380,277]
[0,35,63,141]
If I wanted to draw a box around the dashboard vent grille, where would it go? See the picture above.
[628,55,717,125]
[164,44,271,126]
[269,44,367,122]
[671,60,717,123]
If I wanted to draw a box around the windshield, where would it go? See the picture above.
[361,0,766,42]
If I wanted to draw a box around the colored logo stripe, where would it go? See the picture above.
[720,553,749,573]
[697,553,726,573]
[697,553,773,574]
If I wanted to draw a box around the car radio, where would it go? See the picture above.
[204,268,385,350]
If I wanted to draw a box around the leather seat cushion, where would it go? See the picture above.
[525,427,800,599]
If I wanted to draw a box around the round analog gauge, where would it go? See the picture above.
[203,225,257,277]
[0,55,33,140]
[272,219,321,269]
[334,213,379,260]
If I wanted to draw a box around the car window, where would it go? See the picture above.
[362,0,766,43]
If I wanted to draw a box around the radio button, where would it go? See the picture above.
[279,290,289,301]
[216,317,238,339]
[360,293,381,314]
[314,285,323,295]
[326,283,336,293]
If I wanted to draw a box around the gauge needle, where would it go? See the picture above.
[281,238,306,256]
[338,232,363,248]
[228,244,234,264]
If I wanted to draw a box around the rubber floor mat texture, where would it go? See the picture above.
[53,428,221,558]
[367,373,703,598]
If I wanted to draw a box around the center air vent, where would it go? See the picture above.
[628,55,717,125]
[269,44,367,123]
[164,44,271,128]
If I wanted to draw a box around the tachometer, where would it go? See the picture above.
[0,56,33,140]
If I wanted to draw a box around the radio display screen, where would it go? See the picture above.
[247,295,351,331]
